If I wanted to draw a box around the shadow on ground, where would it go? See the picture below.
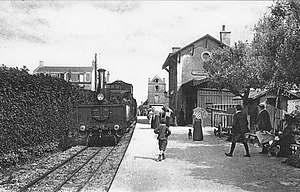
[167,128,300,192]
[133,156,158,162]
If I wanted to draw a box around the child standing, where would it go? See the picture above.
[154,122,171,161]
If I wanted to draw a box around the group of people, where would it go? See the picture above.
[148,107,173,129]
[225,103,273,157]
[152,102,297,161]
[226,103,296,157]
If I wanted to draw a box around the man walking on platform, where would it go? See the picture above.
[225,105,250,157]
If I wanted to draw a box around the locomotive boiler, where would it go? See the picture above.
[75,68,137,146]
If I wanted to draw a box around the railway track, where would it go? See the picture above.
[0,122,136,192]
[17,146,115,192]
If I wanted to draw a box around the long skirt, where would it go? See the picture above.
[193,119,203,141]
[153,115,160,129]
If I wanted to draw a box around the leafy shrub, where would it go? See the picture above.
[0,65,94,169]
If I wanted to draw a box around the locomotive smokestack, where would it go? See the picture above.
[97,68,106,92]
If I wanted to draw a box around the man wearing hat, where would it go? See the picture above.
[225,105,250,157]
[257,103,273,154]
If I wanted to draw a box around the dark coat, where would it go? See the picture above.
[257,109,272,131]
[154,124,171,141]
[232,111,249,135]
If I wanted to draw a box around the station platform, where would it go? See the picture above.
[109,116,300,192]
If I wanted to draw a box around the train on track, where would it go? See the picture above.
[75,68,137,146]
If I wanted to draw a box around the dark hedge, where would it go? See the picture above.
[0,65,94,169]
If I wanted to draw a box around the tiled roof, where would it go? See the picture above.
[34,66,93,73]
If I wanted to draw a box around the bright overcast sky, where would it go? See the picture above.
[0,1,273,104]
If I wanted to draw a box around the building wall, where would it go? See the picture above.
[180,38,222,86]
[175,38,225,119]
[168,62,177,113]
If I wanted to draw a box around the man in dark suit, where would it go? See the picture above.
[257,103,273,154]
[225,105,250,157]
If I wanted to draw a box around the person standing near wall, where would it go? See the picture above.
[165,108,173,127]
[178,108,185,126]
[148,108,154,126]
[192,107,207,141]
[153,108,161,129]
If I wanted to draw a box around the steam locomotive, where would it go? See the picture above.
[75,68,137,146]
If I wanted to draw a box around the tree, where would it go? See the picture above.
[252,0,300,90]
[203,41,262,107]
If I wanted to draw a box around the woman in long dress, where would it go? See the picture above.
[192,107,208,141]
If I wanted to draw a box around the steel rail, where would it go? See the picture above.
[18,146,88,192]
[76,146,116,192]
[53,147,104,192]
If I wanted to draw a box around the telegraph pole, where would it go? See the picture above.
[94,53,97,92]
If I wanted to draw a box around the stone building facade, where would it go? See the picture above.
[147,75,168,107]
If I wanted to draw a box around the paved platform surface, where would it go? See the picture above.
[109,117,300,192]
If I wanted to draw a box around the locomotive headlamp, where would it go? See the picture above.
[113,124,120,131]
[97,93,104,101]
[79,125,86,132]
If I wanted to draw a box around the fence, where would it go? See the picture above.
[208,104,238,134]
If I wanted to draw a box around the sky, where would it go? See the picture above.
[0,0,273,104]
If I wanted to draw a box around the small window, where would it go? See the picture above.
[155,85,159,92]
[154,95,159,103]
[71,74,79,82]
[58,73,65,79]
[79,74,84,82]
[86,73,91,82]
[155,78,159,83]
[201,51,211,61]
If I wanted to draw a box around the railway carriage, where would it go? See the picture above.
[75,68,137,146]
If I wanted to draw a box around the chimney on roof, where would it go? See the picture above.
[39,61,44,67]
[97,68,106,91]
[220,25,231,46]
[106,71,110,83]
[172,47,181,53]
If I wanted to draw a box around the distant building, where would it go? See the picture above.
[162,25,239,125]
[147,75,168,107]
[33,61,96,90]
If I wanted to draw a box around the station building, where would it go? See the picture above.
[162,25,240,125]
